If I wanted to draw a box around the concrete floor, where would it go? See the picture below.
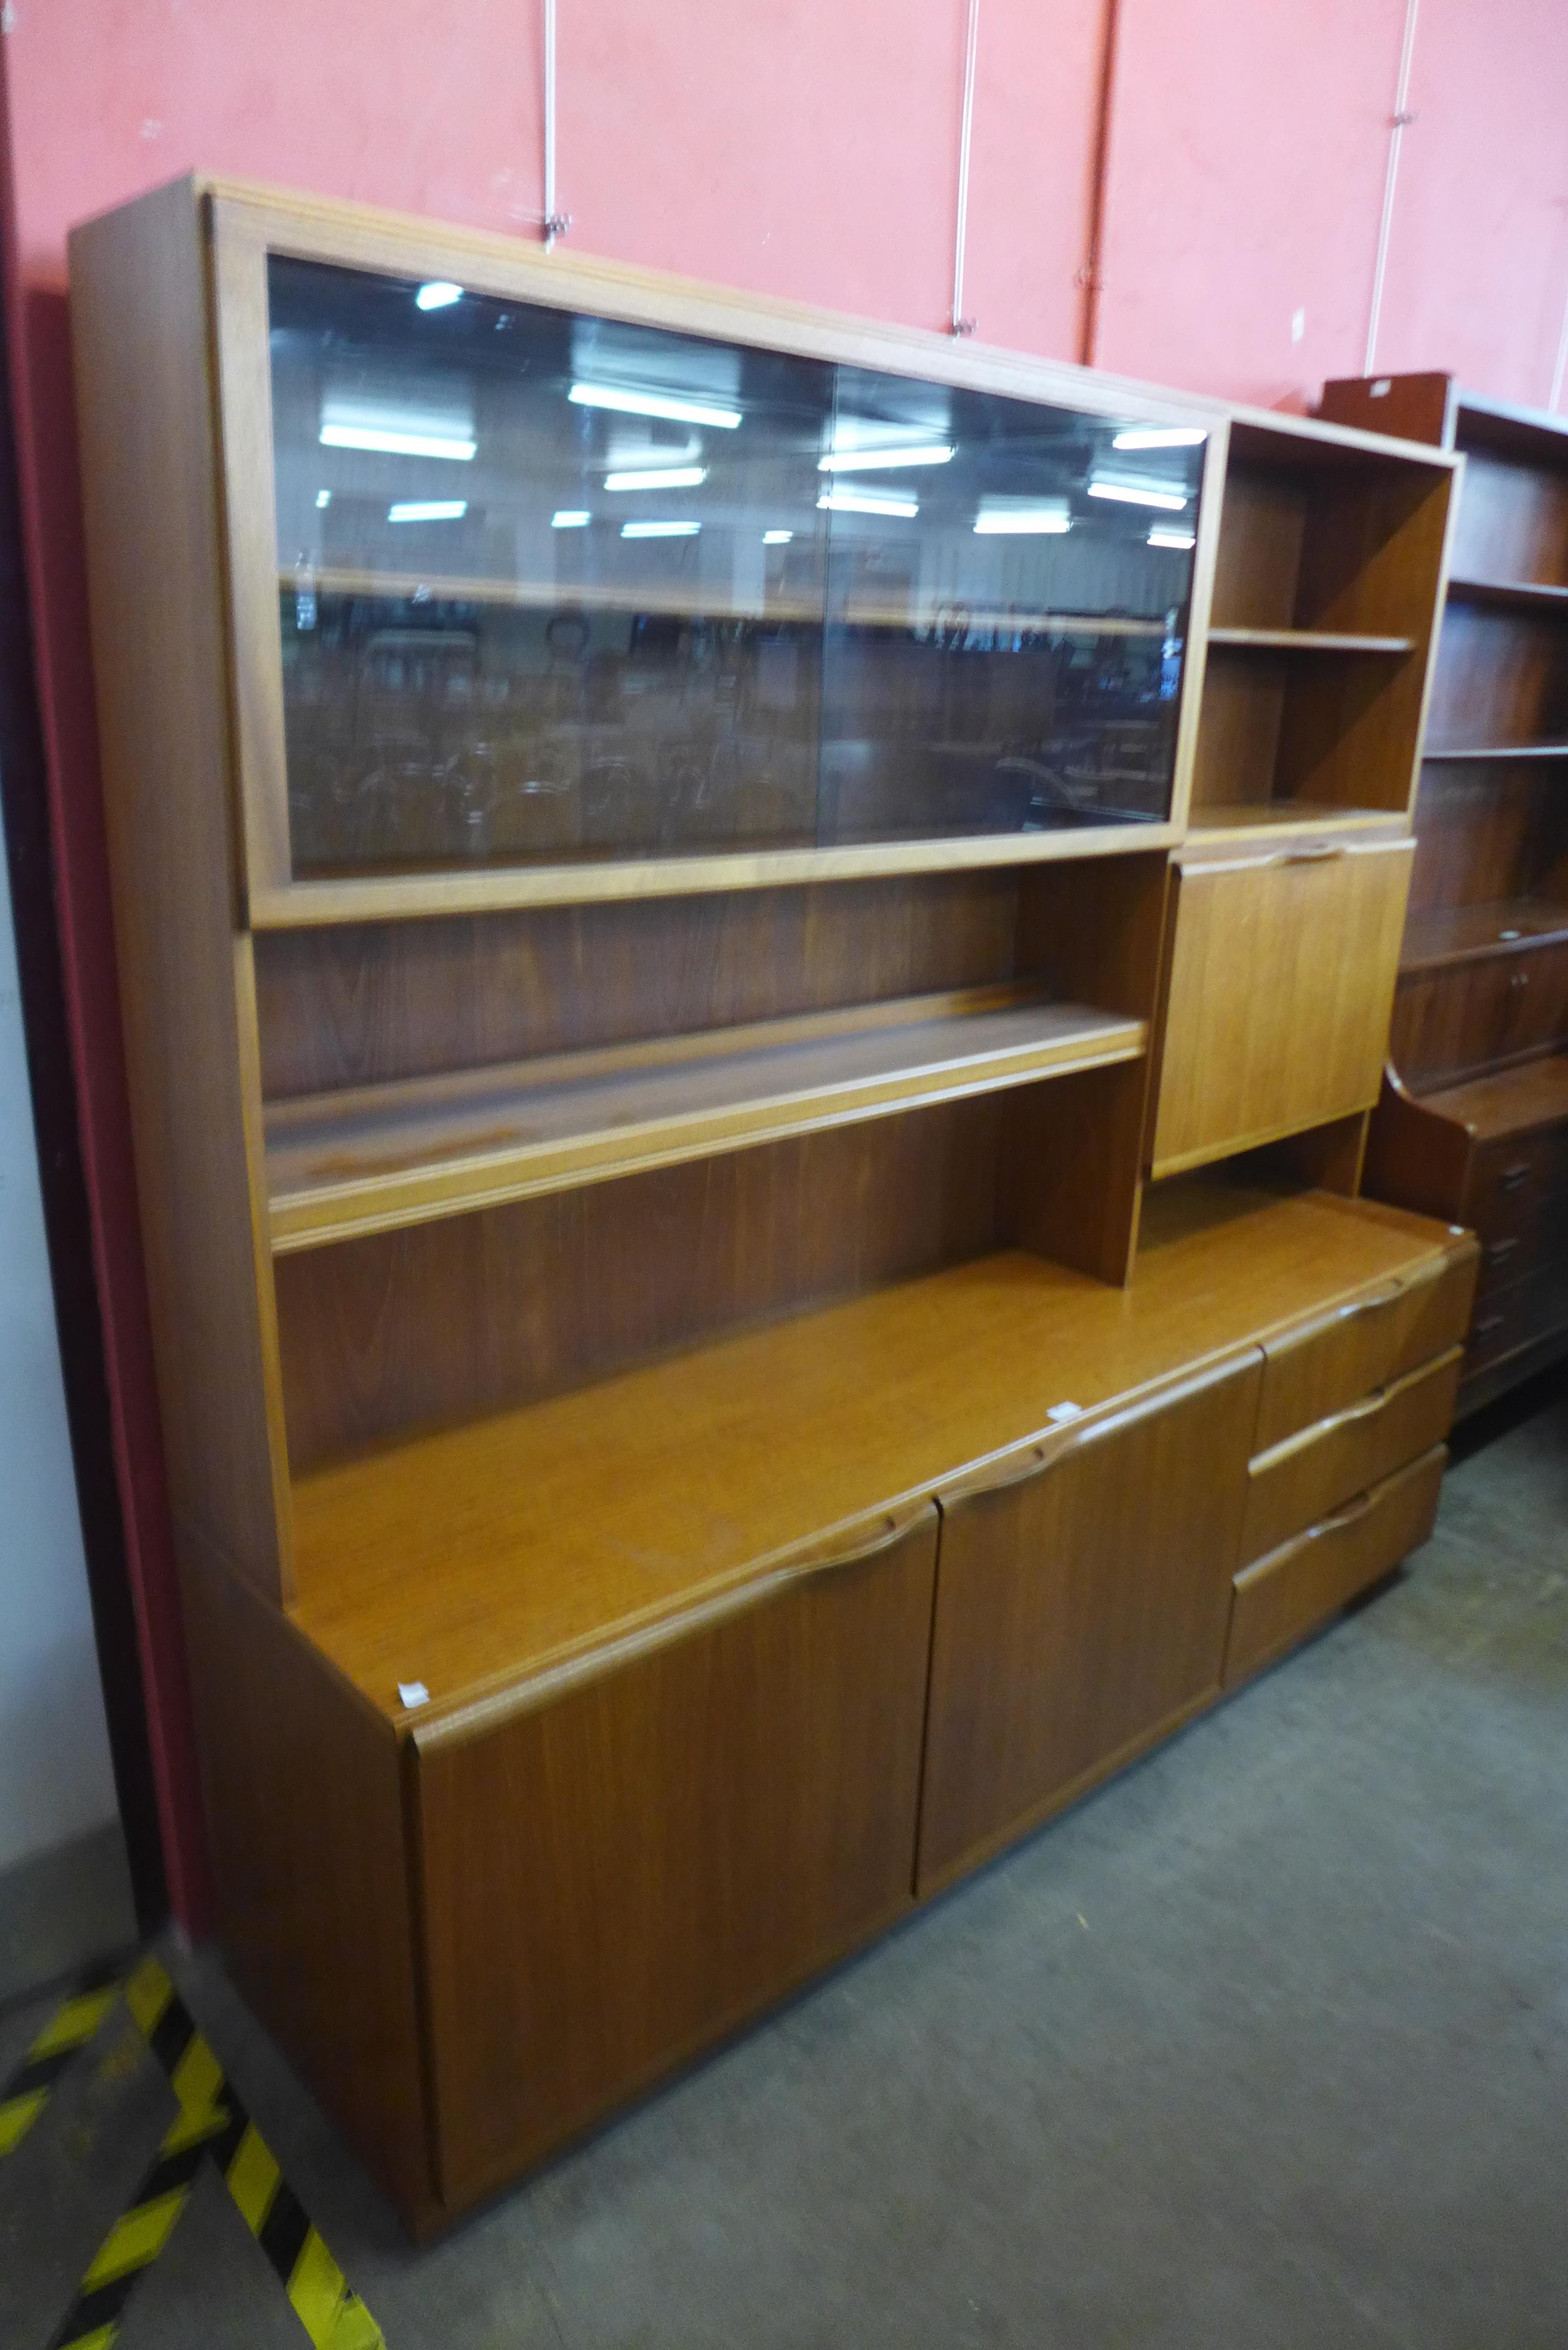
[3,1368,1565,2350]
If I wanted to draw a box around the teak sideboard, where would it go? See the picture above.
[70,177,1474,2232]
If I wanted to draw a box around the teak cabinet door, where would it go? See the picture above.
[918,1354,1261,1892]
[1149,839,1414,1176]
[411,1504,938,2207]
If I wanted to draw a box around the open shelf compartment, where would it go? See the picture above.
[265,981,1146,1250]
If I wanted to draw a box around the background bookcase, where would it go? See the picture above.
[70,176,1469,2232]
[1320,373,1568,1411]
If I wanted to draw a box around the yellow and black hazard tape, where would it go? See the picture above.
[31,1953,383,2350]
[0,1957,126,2158]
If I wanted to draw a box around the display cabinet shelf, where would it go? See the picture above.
[264,985,1146,1250]
[1446,576,1568,616]
[287,1177,1465,1724]
[284,566,1170,640]
[1205,627,1414,653]
[1401,897,1568,974]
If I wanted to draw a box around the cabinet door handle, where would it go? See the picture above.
[1472,1312,1507,1339]
[1320,1487,1376,1532]
[1499,1163,1533,1192]
[1274,843,1347,866]
[1485,1235,1521,1265]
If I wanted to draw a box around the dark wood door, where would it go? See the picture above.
[918,1354,1261,1891]
[412,1502,938,2209]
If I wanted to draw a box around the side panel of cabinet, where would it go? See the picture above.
[179,1555,435,2221]
[412,1508,938,2211]
[1149,840,1414,1177]
[917,1354,1262,1893]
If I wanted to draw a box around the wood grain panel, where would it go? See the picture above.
[1190,648,1288,809]
[254,871,1022,1098]
[1407,762,1568,917]
[1253,1241,1477,1453]
[917,1352,1260,1890]
[412,1505,937,2205]
[1224,1446,1447,1688]
[1210,467,1307,630]
[179,1546,432,2219]
[1149,840,1414,1176]
[68,180,294,1599]
[277,1095,1006,1469]
[1241,1346,1462,1564]
[1447,450,1568,591]
[1425,606,1568,752]
[287,1184,1462,1723]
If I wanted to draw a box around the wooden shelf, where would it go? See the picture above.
[1401,896,1568,974]
[1206,626,1413,653]
[1422,742,1568,762]
[287,1181,1463,1723]
[265,985,1146,1252]
[1417,1054,1568,1144]
[1186,802,1408,838]
[1446,575,1568,616]
[284,566,1165,639]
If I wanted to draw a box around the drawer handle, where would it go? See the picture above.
[1485,1236,1521,1265]
[1273,844,1347,866]
[1500,1163,1533,1192]
[1472,1312,1506,1338]
[1322,1487,1376,1532]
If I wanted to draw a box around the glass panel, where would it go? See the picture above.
[819,368,1204,843]
[268,257,1205,877]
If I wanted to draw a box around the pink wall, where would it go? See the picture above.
[1,0,1565,1921]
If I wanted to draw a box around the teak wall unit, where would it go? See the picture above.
[70,177,1470,2232]
[1320,372,1568,1411]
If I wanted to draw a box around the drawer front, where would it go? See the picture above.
[1254,1240,1477,1453]
[1241,1344,1462,1565]
[919,1352,1260,1892]
[1150,839,1414,1177]
[1465,1251,1568,1380]
[412,1505,938,2204]
[1464,1125,1568,1252]
[1225,1445,1447,1688]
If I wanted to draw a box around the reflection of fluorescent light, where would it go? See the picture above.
[321,423,477,460]
[818,444,953,472]
[763,530,794,544]
[315,489,332,509]
[552,510,591,528]
[415,281,464,311]
[1113,426,1206,450]
[974,498,1070,535]
[388,500,468,522]
[818,490,918,519]
[570,382,742,429]
[1147,527,1196,550]
[1088,477,1188,511]
[604,466,707,492]
[620,520,701,538]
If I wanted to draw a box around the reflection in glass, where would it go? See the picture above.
[268,258,1205,875]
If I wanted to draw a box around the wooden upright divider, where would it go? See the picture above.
[70,175,1470,2229]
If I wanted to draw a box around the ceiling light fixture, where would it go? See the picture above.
[552,509,591,528]
[1087,477,1189,512]
[320,423,476,461]
[415,281,465,311]
[604,465,707,492]
[817,489,919,519]
[620,519,701,538]
[1111,426,1207,451]
[570,382,742,429]
[818,444,954,472]
[387,500,468,522]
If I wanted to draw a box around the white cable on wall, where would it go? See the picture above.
[950,0,981,334]
[541,0,570,248]
[1364,0,1421,374]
